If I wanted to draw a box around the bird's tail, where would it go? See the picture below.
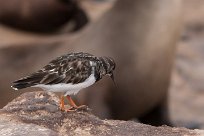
[11,73,45,90]
[11,82,32,90]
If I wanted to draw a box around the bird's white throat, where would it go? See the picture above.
[33,73,96,95]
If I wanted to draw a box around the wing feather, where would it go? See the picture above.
[12,52,94,90]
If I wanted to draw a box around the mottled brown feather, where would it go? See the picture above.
[12,53,96,89]
[12,52,116,90]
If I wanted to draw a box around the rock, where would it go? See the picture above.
[0,91,203,136]
[0,118,57,136]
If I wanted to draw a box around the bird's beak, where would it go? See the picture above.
[110,73,116,86]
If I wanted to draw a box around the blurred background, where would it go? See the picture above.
[0,0,204,129]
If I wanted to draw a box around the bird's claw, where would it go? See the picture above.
[65,105,88,112]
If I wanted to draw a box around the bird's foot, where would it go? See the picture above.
[60,105,89,112]
[59,106,76,112]
[75,105,88,110]
[60,107,65,111]
[66,107,77,112]
[67,105,88,112]
[60,104,65,111]
[59,95,89,112]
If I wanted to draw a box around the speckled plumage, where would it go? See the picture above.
[12,52,116,96]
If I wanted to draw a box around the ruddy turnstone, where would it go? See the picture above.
[11,52,116,111]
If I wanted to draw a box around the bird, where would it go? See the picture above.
[11,52,116,112]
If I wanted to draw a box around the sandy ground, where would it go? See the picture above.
[0,0,204,128]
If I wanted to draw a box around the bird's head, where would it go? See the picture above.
[99,57,116,82]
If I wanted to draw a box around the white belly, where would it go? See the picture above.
[33,74,96,95]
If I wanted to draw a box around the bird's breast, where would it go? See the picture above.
[33,73,96,94]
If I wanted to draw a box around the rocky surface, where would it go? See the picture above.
[0,91,203,136]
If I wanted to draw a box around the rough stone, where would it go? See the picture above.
[0,91,203,136]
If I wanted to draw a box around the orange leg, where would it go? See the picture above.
[59,96,65,111]
[66,95,77,108]
[66,95,87,111]
[60,95,86,112]
[60,95,75,112]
